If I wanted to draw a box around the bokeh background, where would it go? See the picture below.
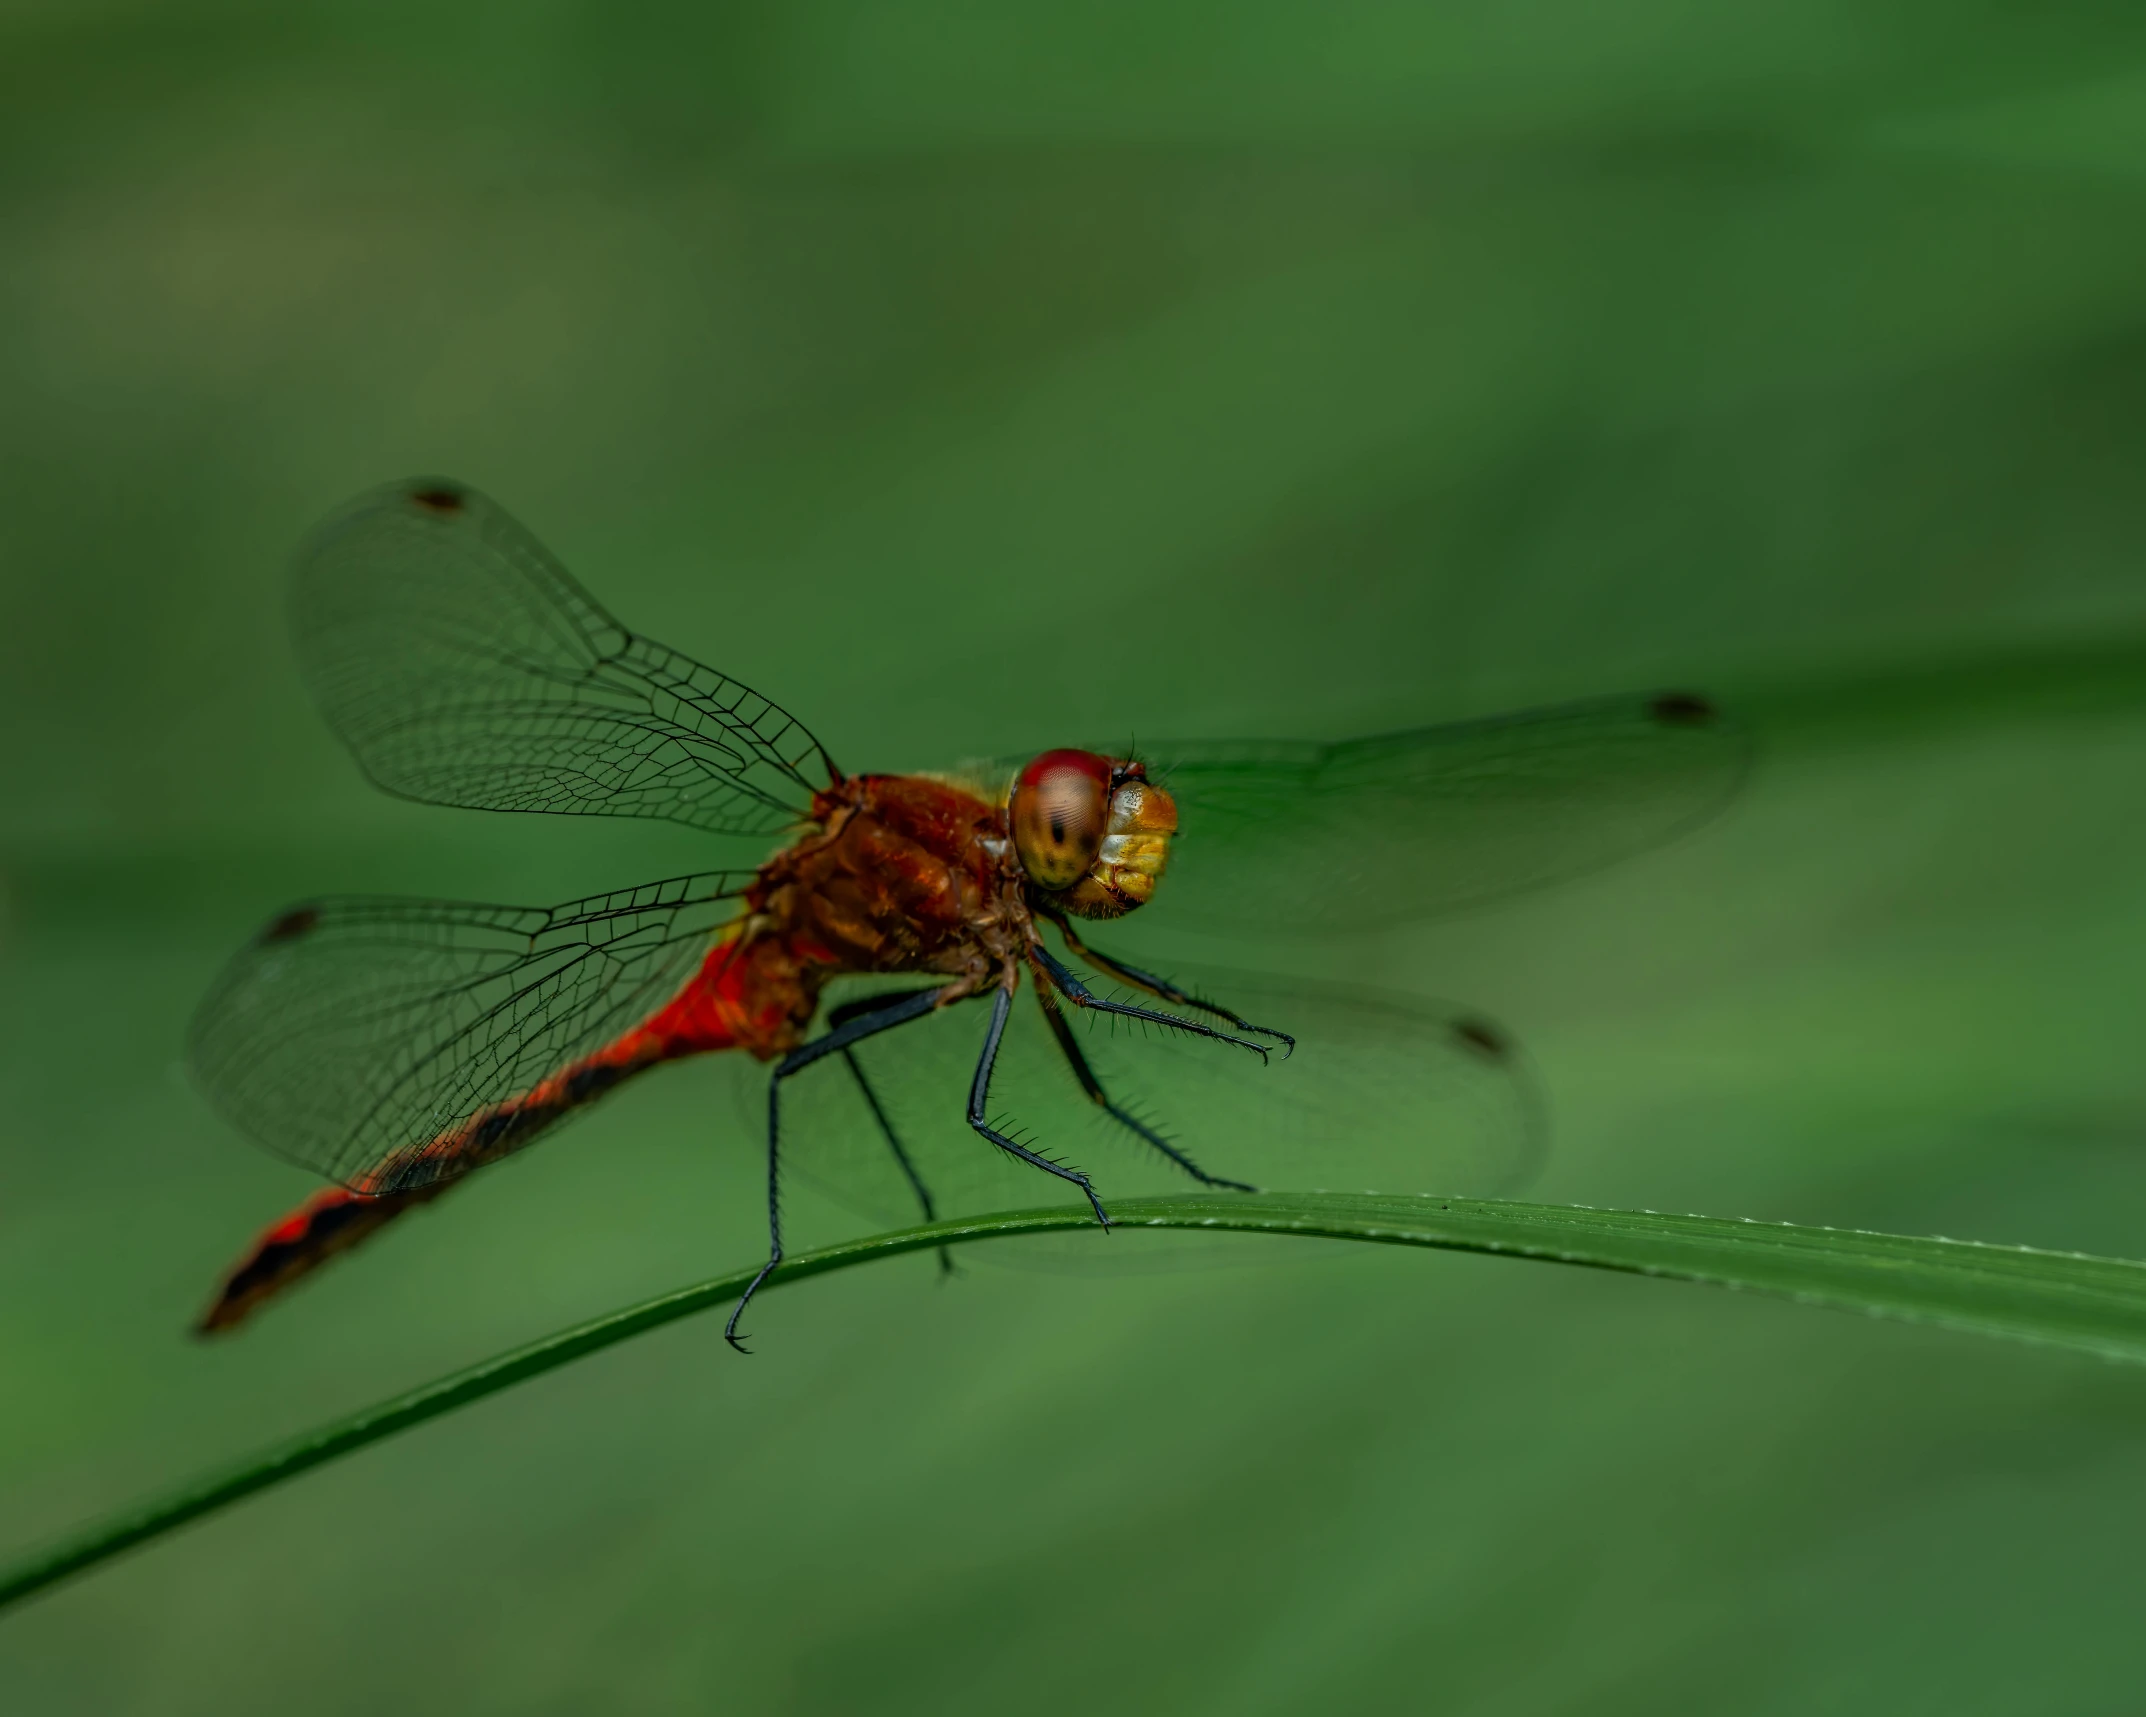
[10,3,2146,1710]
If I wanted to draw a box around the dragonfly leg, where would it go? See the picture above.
[1030,943,1272,1062]
[968,983,1113,1229]
[1047,920,1295,1055]
[840,1046,956,1278]
[1034,986,1256,1193]
[727,984,951,1352]
[827,992,955,1272]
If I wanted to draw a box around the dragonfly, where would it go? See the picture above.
[188,478,1749,1348]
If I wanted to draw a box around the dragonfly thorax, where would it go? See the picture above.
[1009,749,1177,920]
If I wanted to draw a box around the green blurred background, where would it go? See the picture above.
[10,3,2146,1710]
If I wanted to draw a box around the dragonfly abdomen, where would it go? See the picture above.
[195,1181,451,1333]
[197,777,1006,1335]
[195,1037,674,1334]
[194,929,828,1333]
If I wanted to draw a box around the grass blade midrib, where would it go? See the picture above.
[7,1188,2146,1617]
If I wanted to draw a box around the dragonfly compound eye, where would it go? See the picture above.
[1013,755,1180,919]
[1011,749,1112,891]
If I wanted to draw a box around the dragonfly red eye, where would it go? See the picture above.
[1010,749,1111,891]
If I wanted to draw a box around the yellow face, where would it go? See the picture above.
[1008,749,1178,920]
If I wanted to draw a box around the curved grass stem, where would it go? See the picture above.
[8,1189,2146,1616]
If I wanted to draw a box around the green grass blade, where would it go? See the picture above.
[8,1189,2146,1617]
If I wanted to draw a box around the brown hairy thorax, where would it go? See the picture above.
[767,755,1176,993]
[755,772,1030,1002]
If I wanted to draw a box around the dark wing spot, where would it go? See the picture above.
[410,485,465,515]
[1648,691,1718,727]
[262,907,320,944]
[1450,1017,1509,1061]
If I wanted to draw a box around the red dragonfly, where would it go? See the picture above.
[188,479,1747,1347]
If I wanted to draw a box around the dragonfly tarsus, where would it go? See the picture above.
[1046,918,1295,1058]
[729,985,952,1351]
[969,985,1112,1229]
[1035,987,1257,1193]
[1031,944,1273,1062]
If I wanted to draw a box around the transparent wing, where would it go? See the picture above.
[1136,691,1748,932]
[776,963,1542,1251]
[188,872,750,1191]
[293,478,836,835]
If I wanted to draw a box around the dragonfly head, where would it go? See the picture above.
[1009,749,1177,920]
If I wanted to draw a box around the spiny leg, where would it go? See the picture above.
[728,984,950,1352]
[840,1047,955,1277]
[827,992,953,1267]
[1046,915,1293,1054]
[967,983,1113,1229]
[1030,943,1273,1061]
[1035,986,1256,1193]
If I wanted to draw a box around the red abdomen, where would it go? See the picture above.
[198,931,816,1334]
[198,773,1003,1334]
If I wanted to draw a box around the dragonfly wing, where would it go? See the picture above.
[294,479,835,835]
[1142,691,1749,931]
[188,873,751,1191]
[776,965,1541,1242]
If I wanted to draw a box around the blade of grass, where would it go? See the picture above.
[8,1188,2146,1616]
